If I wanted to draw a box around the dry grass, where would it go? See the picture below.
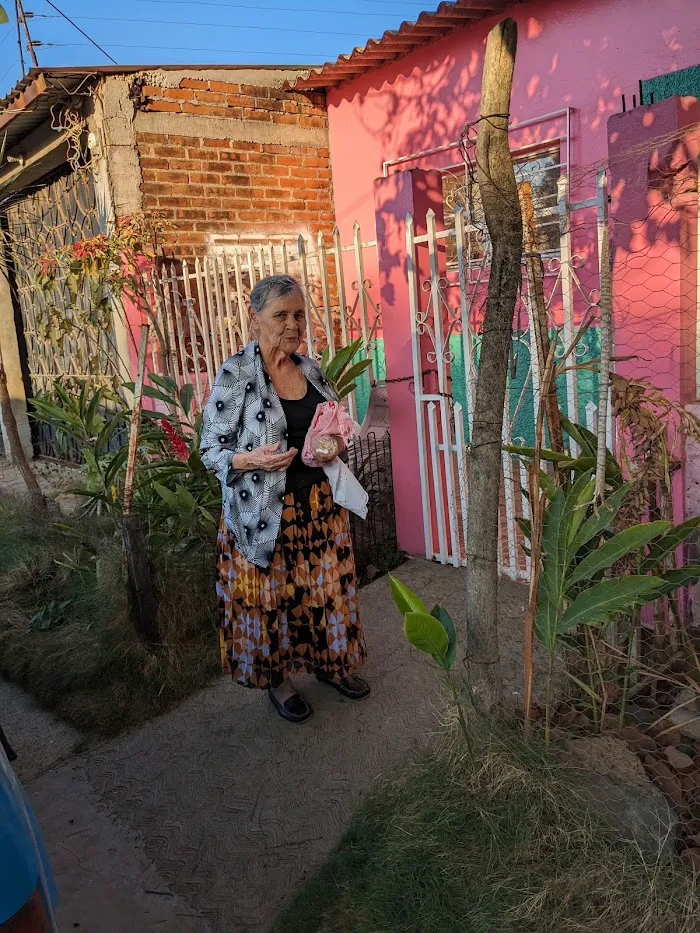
[276,723,700,933]
[0,496,219,736]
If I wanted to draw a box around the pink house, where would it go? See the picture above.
[288,0,700,570]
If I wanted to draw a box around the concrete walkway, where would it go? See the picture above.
[5,559,529,933]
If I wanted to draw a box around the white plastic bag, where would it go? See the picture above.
[323,459,368,520]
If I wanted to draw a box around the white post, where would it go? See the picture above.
[407,212,433,560]
[558,174,579,454]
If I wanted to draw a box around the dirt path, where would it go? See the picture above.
[5,559,530,933]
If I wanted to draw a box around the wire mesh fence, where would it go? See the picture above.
[346,431,400,584]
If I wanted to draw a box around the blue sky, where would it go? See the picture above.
[0,0,430,98]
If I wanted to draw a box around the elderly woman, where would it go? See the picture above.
[200,274,369,723]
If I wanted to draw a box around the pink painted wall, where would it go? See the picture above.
[327,0,700,245]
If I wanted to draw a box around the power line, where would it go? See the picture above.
[39,13,369,38]
[14,1,25,74]
[0,57,20,86]
[43,0,118,65]
[137,0,425,15]
[38,42,337,59]
[0,25,13,49]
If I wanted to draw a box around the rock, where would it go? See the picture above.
[621,725,658,754]
[571,711,592,731]
[364,563,380,582]
[681,772,700,796]
[664,747,695,772]
[556,707,580,729]
[668,708,700,742]
[682,848,700,874]
[558,735,678,858]
[654,727,682,748]
[626,705,659,729]
[645,757,686,812]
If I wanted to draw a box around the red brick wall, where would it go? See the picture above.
[133,77,334,256]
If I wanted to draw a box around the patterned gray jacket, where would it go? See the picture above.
[200,340,337,568]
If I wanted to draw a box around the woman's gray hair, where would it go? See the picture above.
[250,274,302,314]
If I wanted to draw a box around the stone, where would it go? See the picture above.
[664,747,695,772]
[682,847,700,874]
[674,689,700,714]
[654,727,682,748]
[364,563,380,582]
[558,735,679,858]
[645,757,686,812]
[621,725,658,754]
[668,708,700,742]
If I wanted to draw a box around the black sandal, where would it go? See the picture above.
[268,690,313,723]
[316,673,371,700]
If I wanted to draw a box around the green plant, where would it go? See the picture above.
[29,599,74,632]
[516,465,700,743]
[30,380,129,512]
[320,338,372,400]
[389,574,470,747]
[128,373,222,549]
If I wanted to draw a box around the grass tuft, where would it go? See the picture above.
[0,496,219,736]
[276,723,700,933]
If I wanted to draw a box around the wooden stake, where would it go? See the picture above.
[521,182,564,455]
[464,17,522,715]
[122,325,158,644]
[0,341,46,515]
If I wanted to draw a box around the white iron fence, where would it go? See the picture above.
[408,168,612,578]
[148,224,381,421]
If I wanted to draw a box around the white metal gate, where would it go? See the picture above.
[150,224,381,421]
[408,167,612,577]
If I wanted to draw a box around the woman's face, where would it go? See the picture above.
[256,288,307,356]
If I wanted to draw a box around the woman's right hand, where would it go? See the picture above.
[232,442,297,473]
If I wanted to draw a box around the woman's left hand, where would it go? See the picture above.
[312,434,344,464]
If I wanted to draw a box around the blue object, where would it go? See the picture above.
[0,747,57,927]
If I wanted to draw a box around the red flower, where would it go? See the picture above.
[159,418,190,461]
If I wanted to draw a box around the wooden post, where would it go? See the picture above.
[464,17,522,715]
[521,182,563,454]
[122,325,158,644]
[0,339,46,514]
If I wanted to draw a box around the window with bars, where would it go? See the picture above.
[442,145,562,268]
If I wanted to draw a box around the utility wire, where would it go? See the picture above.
[138,0,424,9]
[14,1,25,74]
[43,0,119,65]
[40,42,336,59]
[0,56,20,86]
[38,14,369,38]
[126,0,425,16]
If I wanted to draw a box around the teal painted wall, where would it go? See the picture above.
[357,329,601,442]
[642,64,700,104]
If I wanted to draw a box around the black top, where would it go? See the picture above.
[280,381,327,493]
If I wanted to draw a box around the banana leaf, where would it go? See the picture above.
[566,521,671,589]
[557,575,665,632]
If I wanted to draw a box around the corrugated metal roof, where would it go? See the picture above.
[0,70,98,152]
[287,0,508,91]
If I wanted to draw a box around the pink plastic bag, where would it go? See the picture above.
[301,400,358,467]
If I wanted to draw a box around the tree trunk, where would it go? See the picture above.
[465,17,523,715]
[122,325,159,644]
[0,342,46,514]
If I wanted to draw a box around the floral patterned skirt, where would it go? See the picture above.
[217,481,366,688]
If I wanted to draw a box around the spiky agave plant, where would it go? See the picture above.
[319,338,372,400]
